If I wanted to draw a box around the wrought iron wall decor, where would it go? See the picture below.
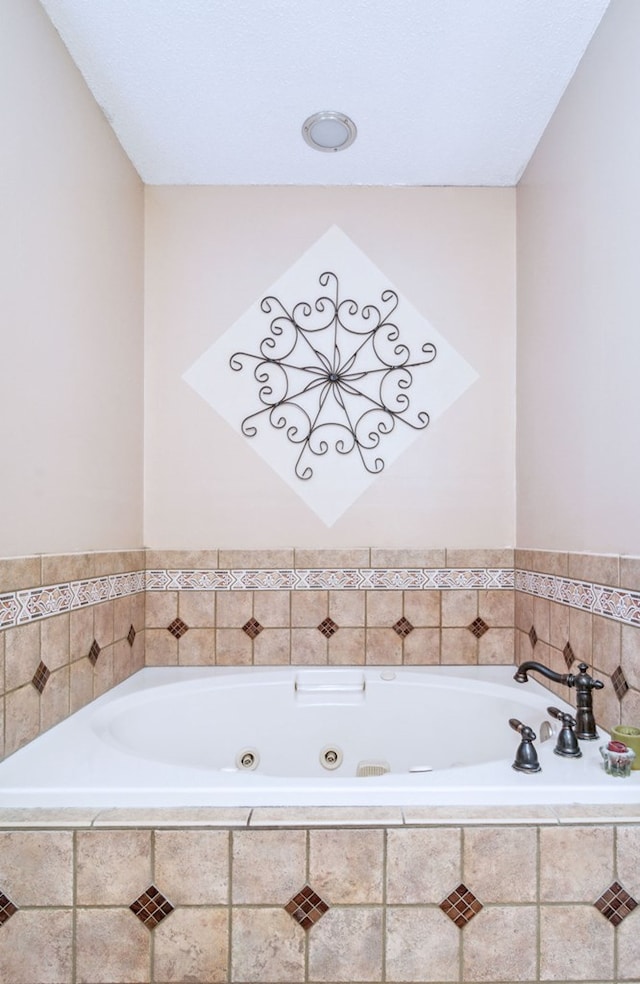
[230,271,437,480]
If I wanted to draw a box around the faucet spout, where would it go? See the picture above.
[514,660,604,740]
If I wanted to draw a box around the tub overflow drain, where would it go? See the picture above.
[236,748,260,771]
[320,746,343,770]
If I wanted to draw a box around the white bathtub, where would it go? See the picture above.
[0,666,637,808]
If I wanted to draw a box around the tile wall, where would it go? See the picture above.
[0,807,639,983]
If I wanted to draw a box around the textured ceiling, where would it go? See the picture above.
[38,0,610,186]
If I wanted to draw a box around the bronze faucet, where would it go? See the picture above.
[514,661,604,740]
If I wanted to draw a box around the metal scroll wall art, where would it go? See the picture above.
[229,271,437,480]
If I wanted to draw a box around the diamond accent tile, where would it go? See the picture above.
[612,665,629,700]
[31,660,50,694]
[167,617,189,639]
[242,617,263,639]
[468,616,489,639]
[528,625,538,648]
[440,883,483,927]
[393,616,414,638]
[0,891,18,928]
[285,884,329,930]
[182,226,478,527]
[130,885,174,929]
[563,641,576,669]
[594,881,638,926]
[88,638,101,666]
[127,624,136,647]
[317,616,339,638]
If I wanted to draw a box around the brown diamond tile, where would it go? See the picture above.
[393,616,414,638]
[88,638,101,666]
[31,660,50,694]
[612,665,629,700]
[167,617,189,639]
[242,617,263,639]
[468,616,489,639]
[285,884,329,930]
[130,885,174,929]
[528,625,538,648]
[0,891,18,928]
[594,881,638,926]
[440,883,483,927]
[317,616,339,638]
[127,624,136,647]
[563,641,575,669]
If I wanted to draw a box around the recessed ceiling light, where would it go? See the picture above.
[302,111,357,153]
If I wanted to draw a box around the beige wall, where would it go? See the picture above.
[516,0,640,554]
[144,186,516,548]
[0,0,144,557]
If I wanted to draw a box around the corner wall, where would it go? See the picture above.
[0,0,145,557]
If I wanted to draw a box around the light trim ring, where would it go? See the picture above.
[302,111,357,153]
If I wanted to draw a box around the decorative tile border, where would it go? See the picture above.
[0,571,145,630]
[516,569,640,628]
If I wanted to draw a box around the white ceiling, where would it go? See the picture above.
[38,0,610,187]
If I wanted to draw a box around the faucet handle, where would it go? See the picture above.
[546,706,582,758]
[547,706,575,726]
[509,718,541,773]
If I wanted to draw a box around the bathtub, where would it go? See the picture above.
[0,665,637,808]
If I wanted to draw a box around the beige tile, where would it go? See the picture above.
[0,909,72,984]
[5,622,41,690]
[0,695,4,762]
[549,600,570,650]
[540,826,613,902]
[568,552,619,587]
[620,685,640,729]
[93,806,250,826]
[155,829,229,903]
[40,613,70,670]
[131,590,145,631]
[295,548,370,568]
[370,547,446,567]
[622,625,640,691]
[328,627,366,664]
[519,550,569,576]
[0,830,73,904]
[76,829,152,905]
[620,555,640,592]
[254,627,292,664]
[145,589,179,628]
[76,908,150,984]
[154,906,229,983]
[231,907,305,983]
[93,643,115,697]
[463,826,537,902]
[43,552,96,585]
[616,826,640,899]
[308,906,383,983]
[112,595,132,642]
[533,594,551,643]
[441,590,478,626]
[219,548,294,569]
[514,589,533,632]
[0,555,41,593]
[403,804,558,825]
[478,627,515,664]
[93,549,143,576]
[329,589,366,626]
[248,806,403,826]
[365,627,403,664]
[216,590,253,627]
[404,589,441,626]
[387,827,461,903]
[309,828,384,903]
[617,906,640,981]
[215,627,252,665]
[40,665,70,731]
[591,615,621,677]
[253,589,291,627]
[385,906,459,982]
[403,627,441,664]
[594,674,620,733]
[144,627,178,665]
[440,627,478,664]
[291,589,328,626]
[232,829,306,903]
[94,600,114,647]
[146,548,219,569]
[569,607,593,665]
[112,637,133,686]
[178,627,216,665]
[4,684,40,756]
[70,656,95,714]
[366,590,403,626]
[478,589,514,627]
[446,548,514,567]
[290,627,327,664]
[463,905,537,982]
[70,605,95,661]
[539,905,613,981]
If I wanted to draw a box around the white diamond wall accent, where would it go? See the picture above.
[183,226,478,525]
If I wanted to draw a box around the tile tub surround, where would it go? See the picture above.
[0,808,639,984]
